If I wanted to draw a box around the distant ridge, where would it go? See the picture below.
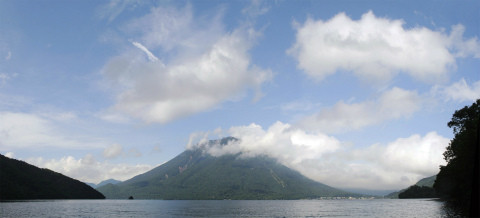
[0,154,105,200]
[98,137,359,200]
[87,179,122,189]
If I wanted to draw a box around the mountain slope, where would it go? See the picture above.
[0,154,105,200]
[86,179,122,189]
[415,175,436,187]
[98,138,356,200]
[385,175,436,198]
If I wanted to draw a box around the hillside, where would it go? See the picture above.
[385,175,436,198]
[0,154,105,200]
[87,179,122,189]
[98,138,357,200]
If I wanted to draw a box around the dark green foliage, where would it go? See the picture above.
[0,154,105,200]
[398,185,437,199]
[434,99,480,215]
[98,138,357,199]
[385,175,436,199]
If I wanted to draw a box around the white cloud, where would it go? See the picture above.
[288,11,479,83]
[102,5,272,123]
[196,122,342,162]
[0,111,105,150]
[191,122,448,190]
[131,41,159,62]
[26,154,152,184]
[4,151,14,158]
[103,143,124,159]
[449,24,480,58]
[438,78,480,102]
[298,87,421,133]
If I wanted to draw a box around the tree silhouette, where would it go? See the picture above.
[434,99,480,216]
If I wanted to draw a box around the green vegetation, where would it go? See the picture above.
[0,154,105,200]
[415,175,436,187]
[97,138,358,199]
[398,185,436,199]
[385,175,436,199]
[434,99,480,216]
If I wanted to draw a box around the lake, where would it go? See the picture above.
[0,199,463,217]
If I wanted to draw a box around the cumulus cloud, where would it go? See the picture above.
[298,87,422,133]
[103,143,124,159]
[288,11,479,83]
[102,5,272,123]
[26,154,152,184]
[436,78,480,102]
[190,122,341,162]
[190,123,448,190]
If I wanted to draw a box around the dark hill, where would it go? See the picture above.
[0,154,105,200]
[97,138,358,200]
[385,175,436,198]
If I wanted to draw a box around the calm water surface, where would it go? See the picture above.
[0,199,463,218]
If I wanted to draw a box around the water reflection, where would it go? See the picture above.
[439,200,466,218]
[0,199,468,218]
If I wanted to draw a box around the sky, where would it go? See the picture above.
[1,0,479,191]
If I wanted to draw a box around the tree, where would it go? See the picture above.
[434,99,480,216]
[398,185,437,199]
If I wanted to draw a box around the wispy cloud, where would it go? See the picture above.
[5,51,11,60]
[298,87,422,134]
[288,11,480,84]
[96,0,140,22]
[131,41,159,62]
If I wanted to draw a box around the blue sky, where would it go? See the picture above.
[1,0,479,190]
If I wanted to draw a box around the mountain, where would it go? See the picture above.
[87,179,122,189]
[385,175,436,198]
[0,154,105,200]
[97,138,358,200]
[97,179,122,188]
[415,175,436,187]
[86,182,97,188]
[343,188,397,197]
